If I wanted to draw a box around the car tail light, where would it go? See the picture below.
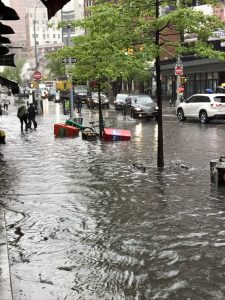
[211,103,222,108]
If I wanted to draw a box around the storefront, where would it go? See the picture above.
[160,52,225,103]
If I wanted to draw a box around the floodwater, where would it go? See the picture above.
[1,99,225,299]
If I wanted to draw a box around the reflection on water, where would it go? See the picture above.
[1,102,225,299]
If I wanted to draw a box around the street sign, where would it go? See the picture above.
[62,57,77,64]
[175,66,183,76]
[33,71,42,80]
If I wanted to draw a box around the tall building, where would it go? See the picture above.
[62,0,85,46]
[4,0,39,59]
[25,6,63,76]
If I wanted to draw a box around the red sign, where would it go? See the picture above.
[33,71,42,80]
[175,66,183,76]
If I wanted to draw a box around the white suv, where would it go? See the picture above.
[176,93,225,124]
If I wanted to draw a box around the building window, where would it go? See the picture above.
[53,34,55,38]
[43,34,45,39]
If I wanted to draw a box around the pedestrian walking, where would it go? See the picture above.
[17,104,28,132]
[1,96,11,111]
[27,103,37,129]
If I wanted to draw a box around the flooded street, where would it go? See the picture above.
[1,99,225,299]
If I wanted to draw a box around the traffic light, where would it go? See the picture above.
[180,76,186,84]
[127,48,134,55]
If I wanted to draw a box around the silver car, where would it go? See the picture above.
[114,93,128,110]
[87,92,110,109]
[122,95,158,119]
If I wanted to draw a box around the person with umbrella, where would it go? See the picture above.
[27,103,37,130]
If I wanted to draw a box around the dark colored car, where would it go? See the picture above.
[114,93,128,110]
[87,92,110,109]
[74,86,89,104]
[122,95,158,119]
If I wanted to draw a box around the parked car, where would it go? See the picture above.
[176,93,225,124]
[122,95,158,119]
[114,93,128,110]
[87,92,110,109]
[74,85,89,104]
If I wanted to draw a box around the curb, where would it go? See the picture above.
[0,208,13,300]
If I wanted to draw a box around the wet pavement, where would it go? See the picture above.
[1,99,225,299]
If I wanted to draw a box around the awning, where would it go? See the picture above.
[40,0,71,20]
[0,1,19,20]
[0,36,10,44]
[0,22,14,34]
[0,54,15,67]
[0,76,19,94]
[0,45,9,56]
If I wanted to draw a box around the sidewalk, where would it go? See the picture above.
[0,208,12,300]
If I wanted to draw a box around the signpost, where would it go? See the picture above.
[33,71,42,81]
[61,57,77,119]
[175,57,183,106]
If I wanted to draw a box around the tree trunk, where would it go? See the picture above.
[155,0,164,168]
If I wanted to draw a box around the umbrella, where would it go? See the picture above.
[0,22,14,34]
[205,88,214,94]
[0,1,19,20]
[177,87,184,93]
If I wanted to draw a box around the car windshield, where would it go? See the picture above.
[74,87,87,93]
[132,96,154,105]
[116,94,127,101]
[214,96,225,103]
[92,92,107,98]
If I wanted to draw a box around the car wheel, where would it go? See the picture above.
[199,110,209,124]
[177,108,186,121]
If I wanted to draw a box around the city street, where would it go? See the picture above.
[1,99,225,299]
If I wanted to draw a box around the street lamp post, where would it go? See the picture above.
[33,1,42,114]
[33,1,40,70]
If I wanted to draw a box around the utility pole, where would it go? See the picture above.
[34,1,40,71]
[67,26,74,120]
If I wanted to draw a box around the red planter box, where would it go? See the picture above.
[103,128,131,141]
[54,123,66,136]
[54,123,79,137]
[65,125,79,137]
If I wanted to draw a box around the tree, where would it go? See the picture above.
[54,0,225,166]
[45,51,66,78]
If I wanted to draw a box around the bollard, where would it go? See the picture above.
[210,157,225,186]
[0,130,6,144]
[210,159,219,183]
